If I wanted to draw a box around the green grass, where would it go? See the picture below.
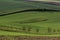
[0,11,60,36]
[0,0,60,14]
[0,0,60,37]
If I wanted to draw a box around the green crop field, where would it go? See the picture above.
[0,0,60,36]
[0,0,60,14]
[0,11,60,36]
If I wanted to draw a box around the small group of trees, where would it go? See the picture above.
[48,27,56,33]
[22,27,60,34]
[47,27,60,34]
[22,26,40,33]
[22,26,32,33]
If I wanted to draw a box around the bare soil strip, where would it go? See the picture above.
[0,36,60,40]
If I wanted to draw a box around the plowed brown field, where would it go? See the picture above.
[0,36,60,40]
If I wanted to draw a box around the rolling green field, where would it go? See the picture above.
[0,0,60,36]
[0,0,60,14]
[0,11,60,36]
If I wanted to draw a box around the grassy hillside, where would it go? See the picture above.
[0,0,60,14]
[0,0,60,36]
[0,11,60,36]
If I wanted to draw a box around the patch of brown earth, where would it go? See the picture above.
[0,36,60,40]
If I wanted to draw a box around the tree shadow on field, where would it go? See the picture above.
[18,18,48,24]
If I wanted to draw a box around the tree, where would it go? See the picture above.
[53,29,56,32]
[22,27,26,31]
[48,27,51,33]
[36,28,39,33]
[27,27,32,32]
[57,30,60,33]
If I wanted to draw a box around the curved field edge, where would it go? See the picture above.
[0,30,60,37]
[0,9,60,16]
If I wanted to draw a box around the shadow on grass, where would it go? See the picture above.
[19,18,48,24]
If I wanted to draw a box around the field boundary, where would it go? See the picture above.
[0,8,60,16]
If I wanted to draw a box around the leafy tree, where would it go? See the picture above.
[22,27,26,31]
[53,29,56,32]
[36,28,39,33]
[48,27,51,33]
[27,27,32,32]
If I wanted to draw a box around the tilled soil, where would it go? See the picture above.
[0,36,60,40]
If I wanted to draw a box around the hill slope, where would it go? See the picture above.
[0,11,60,36]
[0,0,60,14]
[0,0,60,36]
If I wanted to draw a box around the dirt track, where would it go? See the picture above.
[0,36,60,40]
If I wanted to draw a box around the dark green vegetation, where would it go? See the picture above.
[0,0,60,14]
